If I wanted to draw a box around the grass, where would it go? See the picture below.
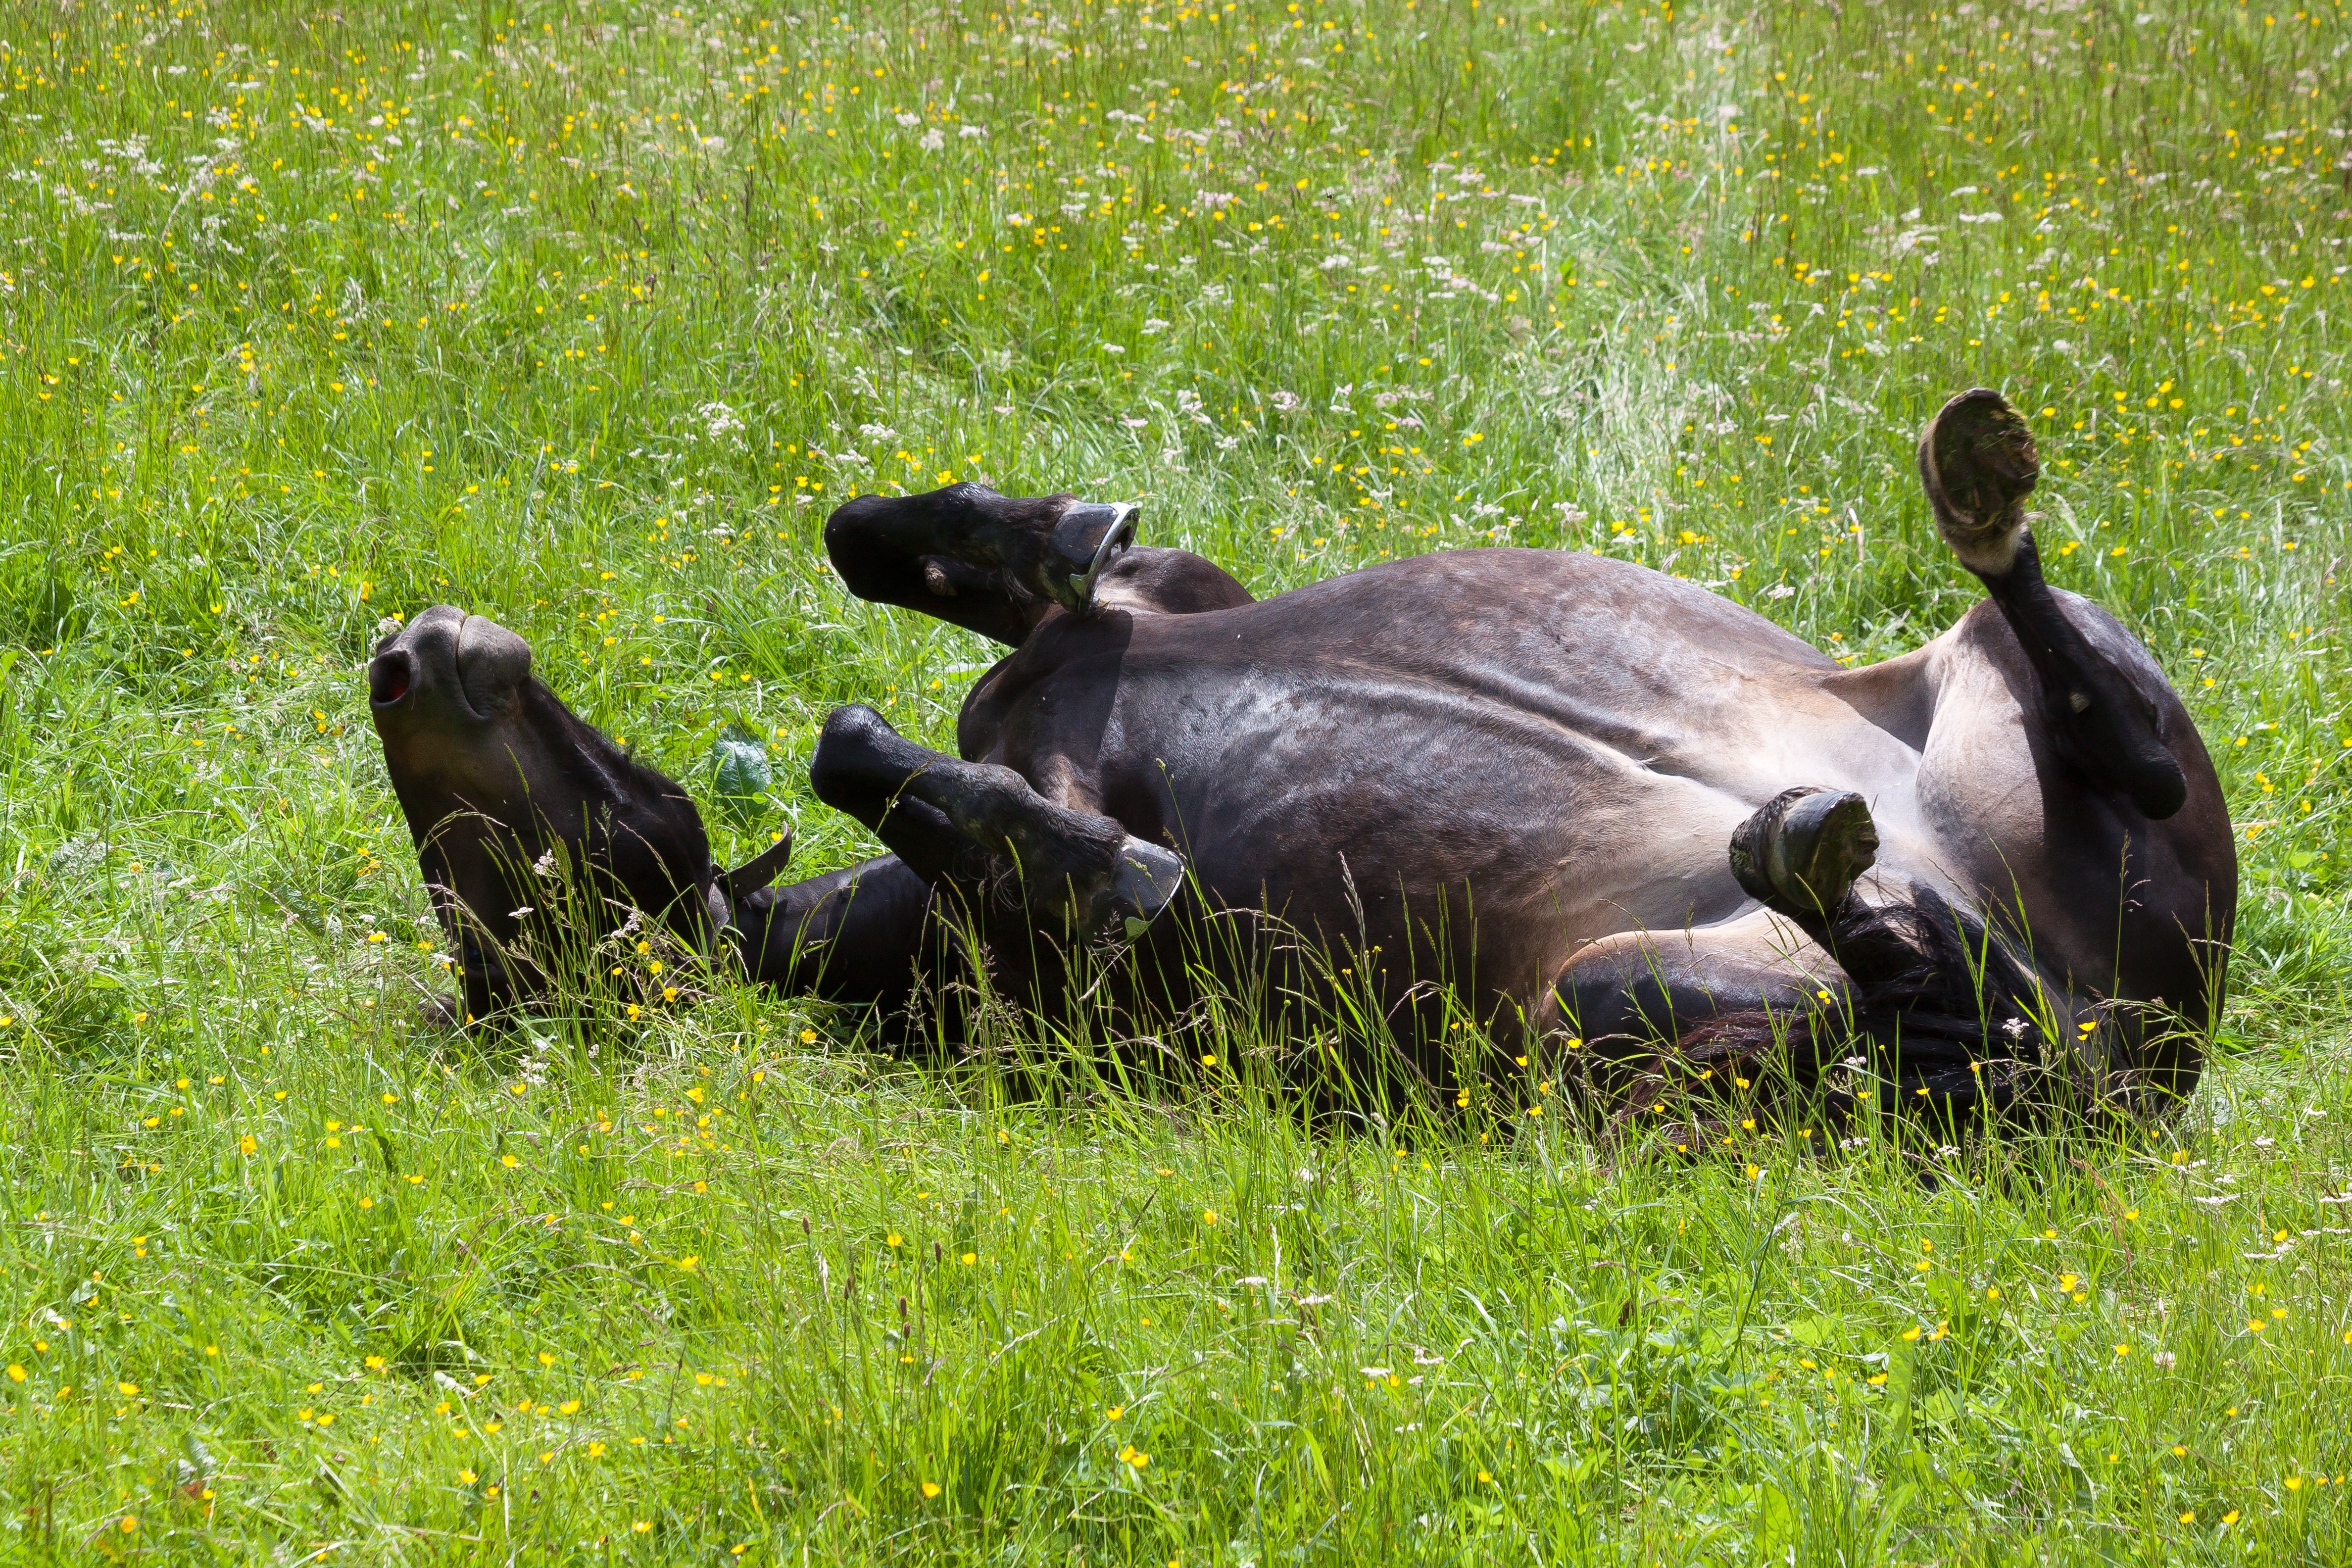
[0,0,2348,1558]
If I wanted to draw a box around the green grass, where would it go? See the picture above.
[0,0,2348,1559]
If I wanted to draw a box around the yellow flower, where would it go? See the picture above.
[886,1234,903,1248]
[677,1255,699,1271]
[921,1481,942,1498]
[118,1517,137,1535]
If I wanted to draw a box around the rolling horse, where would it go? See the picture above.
[366,390,2235,1127]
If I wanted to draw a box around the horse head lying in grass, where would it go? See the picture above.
[370,389,2235,1133]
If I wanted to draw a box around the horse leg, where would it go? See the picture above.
[826,484,1250,642]
[1546,786,2101,1134]
[729,853,937,1020]
[808,703,1185,938]
[1918,388,2187,819]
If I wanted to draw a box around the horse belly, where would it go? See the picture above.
[1106,685,1763,1004]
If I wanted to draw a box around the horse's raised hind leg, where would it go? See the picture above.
[808,703,1185,938]
[1919,388,2189,819]
[1721,785,2065,1124]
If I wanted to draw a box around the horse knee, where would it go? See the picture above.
[809,704,905,812]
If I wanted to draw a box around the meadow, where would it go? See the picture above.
[0,0,2348,1559]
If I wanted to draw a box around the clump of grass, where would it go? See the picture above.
[0,0,2346,1560]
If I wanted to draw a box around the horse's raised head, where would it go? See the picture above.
[367,606,736,1018]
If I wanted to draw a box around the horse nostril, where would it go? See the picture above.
[368,650,414,707]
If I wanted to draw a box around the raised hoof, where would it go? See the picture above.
[1108,837,1185,939]
[1730,786,1880,917]
[1042,502,1138,614]
[1918,388,2039,577]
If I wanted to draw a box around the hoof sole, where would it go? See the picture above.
[1731,787,1879,916]
[1110,837,1186,938]
[1920,388,2040,575]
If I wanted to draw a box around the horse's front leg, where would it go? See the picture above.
[807,703,1185,942]
[730,853,937,1019]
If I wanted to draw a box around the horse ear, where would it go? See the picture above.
[725,828,794,904]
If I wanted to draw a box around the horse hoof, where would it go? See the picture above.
[1045,502,1139,614]
[1919,388,2039,577]
[1730,786,1879,916]
[1108,837,1186,936]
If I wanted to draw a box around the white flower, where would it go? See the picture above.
[698,401,745,443]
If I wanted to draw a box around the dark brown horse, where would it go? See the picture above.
[369,390,2234,1124]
